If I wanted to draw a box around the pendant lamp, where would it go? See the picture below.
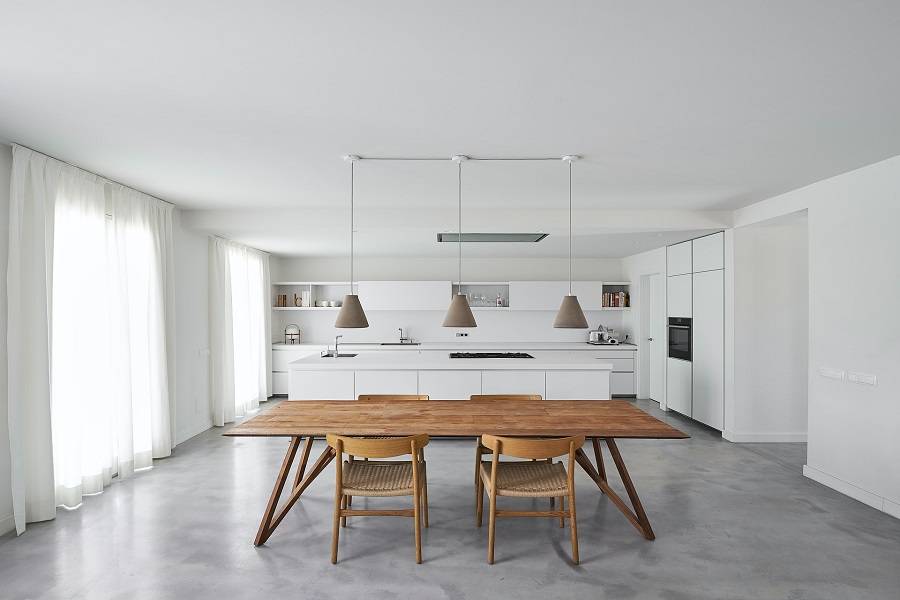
[442,155,477,328]
[553,155,589,328]
[335,155,369,328]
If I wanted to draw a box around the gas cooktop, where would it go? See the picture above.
[449,352,534,359]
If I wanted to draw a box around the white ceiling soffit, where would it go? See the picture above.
[0,0,899,218]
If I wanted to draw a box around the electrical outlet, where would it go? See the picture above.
[456,332,468,337]
[818,367,845,380]
[847,371,877,386]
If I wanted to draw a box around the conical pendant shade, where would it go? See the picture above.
[553,294,589,328]
[335,294,369,328]
[442,293,477,328]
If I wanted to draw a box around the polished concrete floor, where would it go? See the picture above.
[2,400,899,600]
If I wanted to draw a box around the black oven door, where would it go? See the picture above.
[668,317,692,361]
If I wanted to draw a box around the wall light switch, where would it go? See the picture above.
[818,367,845,380]
[847,372,877,386]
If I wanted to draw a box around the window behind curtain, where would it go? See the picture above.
[51,178,172,508]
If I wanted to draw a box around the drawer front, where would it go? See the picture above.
[610,372,636,396]
[354,370,419,397]
[608,358,634,372]
[418,370,481,400]
[273,349,318,371]
[481,370,546,398]
[545,370,609,400]
[272,372,288,395]
[289,371,355,401]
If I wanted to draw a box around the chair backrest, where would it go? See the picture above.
[469,394,543,402]
[326,433,430,459]
[479,434,584,460]
[357,394,430,402]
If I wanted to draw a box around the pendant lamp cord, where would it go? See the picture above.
[457,159,462,289]
[350,160,354,295]
[568,159,573,295]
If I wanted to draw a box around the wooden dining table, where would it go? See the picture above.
[226,399,688,547]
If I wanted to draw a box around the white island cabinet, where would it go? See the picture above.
[287,351,613,401]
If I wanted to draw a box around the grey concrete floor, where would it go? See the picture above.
[2,400,899,600]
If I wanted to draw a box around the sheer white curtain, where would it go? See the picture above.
[209,237,270,426]
[7,146,176,530]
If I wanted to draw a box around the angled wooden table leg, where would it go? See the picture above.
[254,436,335,546]
[575,438,655,541]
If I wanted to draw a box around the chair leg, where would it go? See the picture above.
[422,469,430,528]
[473,442,482,505]
[476,473,484,527]
[331,487,342,564]
[340,495,348,528]
[569,488,579,565]
[487,490,497,564]
[413,486,422,564]
[558,496,565,528]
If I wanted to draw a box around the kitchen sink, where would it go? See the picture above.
[320,352,358,358]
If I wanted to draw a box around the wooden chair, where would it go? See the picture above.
[325,433,430,564]
[470,394,544,493]
[476,434,585,564]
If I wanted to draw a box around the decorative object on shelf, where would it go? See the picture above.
[275,293,288,308]
[301,289,311,307]
[443,155,477,328]
[284,324,301,344]
[554,156,589,328]
[293,293,302,307]
[335,155,369,328]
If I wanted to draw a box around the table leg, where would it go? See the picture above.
[254,436,335,546]
[574,438,655,541]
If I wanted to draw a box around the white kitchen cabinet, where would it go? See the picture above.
[667,241,692,276]
[418,370,481,400]
[610,372,636,396]
[272,346,325,396]
[272,372,289,395]
[545,370,609,400]
[481,370,546,397]
[509,281,568,310]
[354,370,418,397]
[667,274,692,317]
[692,232,724,273]
[509,281,604,311]
[356,281,450,311]
[667,357,692,416]
[289,371,354,400]
[572,281,605,310]
[692,269,724,430]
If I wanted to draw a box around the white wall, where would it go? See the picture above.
[726,212,808,442]
[622,247,667,402]
[0,144,12,534]
[735,155,900,518]
[173,210,211,444]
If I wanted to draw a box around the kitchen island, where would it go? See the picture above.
[288,351,614,400]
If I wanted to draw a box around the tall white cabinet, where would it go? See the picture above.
[666,232,725,431]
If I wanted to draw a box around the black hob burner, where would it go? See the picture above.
[449,352,535,359]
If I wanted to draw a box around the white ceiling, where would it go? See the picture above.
[2,1,900,255]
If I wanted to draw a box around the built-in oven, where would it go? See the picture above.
[668,317,692,361]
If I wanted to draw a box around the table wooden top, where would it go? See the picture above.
[225,400,689,439]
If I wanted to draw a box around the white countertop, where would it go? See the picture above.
[274,341,636,351]
[289,350,615,371]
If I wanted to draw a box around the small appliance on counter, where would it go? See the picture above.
[284,324,301,344]
[588,325,620,345]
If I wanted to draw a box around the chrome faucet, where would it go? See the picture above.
[398,328,410,344]
[334,334,343,358]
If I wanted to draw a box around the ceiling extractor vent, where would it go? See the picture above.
[437,232,548,243]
